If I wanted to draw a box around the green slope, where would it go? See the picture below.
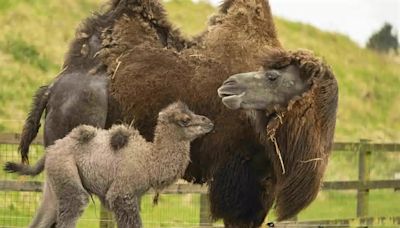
[0,0,399,142]
[275,19,400,142]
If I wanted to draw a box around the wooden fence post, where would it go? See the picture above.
[100,205,115,228]
[199,193,212,227]
[357,139,371,217]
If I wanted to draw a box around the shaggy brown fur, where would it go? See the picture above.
[9,0,336,226]
[64,0,190,75]
[257,49,338,220]
[101,0,283,226]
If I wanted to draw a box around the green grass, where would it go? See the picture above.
[0,144,203,227]
[165,0,215,36]
[0,35,57,72]
[1,186,399,227]
[0,192,202,228]
[1,0,398,184]
[1,144,399,227]
[275,19,400,142]
[298,190,400,221]
[0,0,101,132]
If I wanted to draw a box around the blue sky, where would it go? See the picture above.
[204,0,400,46]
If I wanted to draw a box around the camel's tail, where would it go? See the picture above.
[4,156,45,176]
[19,85,49,164]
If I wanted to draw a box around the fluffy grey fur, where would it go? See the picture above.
[28,102,213,228]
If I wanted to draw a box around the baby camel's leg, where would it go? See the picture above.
[106,186,142,228]
[56,188,89,228]
[111,195,142,228]
[47,160,89,228]
[29,181,57,228]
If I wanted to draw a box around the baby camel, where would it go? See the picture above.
[27,102,213,228]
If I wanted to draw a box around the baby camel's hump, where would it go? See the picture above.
[46,125,135,196]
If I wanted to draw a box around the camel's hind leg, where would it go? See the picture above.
[47,158,90,228]
[55,188,89,228]
[29,181,57,228]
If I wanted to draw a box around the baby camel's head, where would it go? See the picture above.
[157,102,214,141]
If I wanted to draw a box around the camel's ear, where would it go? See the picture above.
[174,101,189,111]
[158,111,168,123]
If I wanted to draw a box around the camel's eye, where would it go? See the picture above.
[178,116,191,127]
[266,71,280,81]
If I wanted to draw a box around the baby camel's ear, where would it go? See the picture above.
[158,111,169,124]
[158,112,167,121]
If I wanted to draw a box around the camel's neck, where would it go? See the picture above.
[148,123,191,189]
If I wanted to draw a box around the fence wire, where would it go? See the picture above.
[1,142,399,227]
[0,144,212,228]
[0,144,44,228]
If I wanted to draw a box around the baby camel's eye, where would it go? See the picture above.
[178,116,191,127]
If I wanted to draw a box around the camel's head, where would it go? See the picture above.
[158,102,214,141]
[218,49,315,112]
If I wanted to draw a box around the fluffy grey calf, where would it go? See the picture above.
[26,102,213,228]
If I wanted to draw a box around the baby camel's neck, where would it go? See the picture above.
[148,123,191,189]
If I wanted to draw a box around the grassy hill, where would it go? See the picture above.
[0,0,399,142]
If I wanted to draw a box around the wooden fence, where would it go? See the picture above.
[1,133,399,227]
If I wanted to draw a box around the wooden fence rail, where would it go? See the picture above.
[1,133,399,152]
[2,179,400,193]
[1,134,399,227]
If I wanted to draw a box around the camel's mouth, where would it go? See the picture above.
[217,81,246,110]
[193,122,214,133]
[203,123,215,133]
[219,92,246,110]
[217,72,275,110]
[217,80,245,95]
[217,78,246,99]
[189,119,214,134]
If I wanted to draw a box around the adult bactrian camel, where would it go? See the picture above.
[6,0,336,226]
[217,49,338,222]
